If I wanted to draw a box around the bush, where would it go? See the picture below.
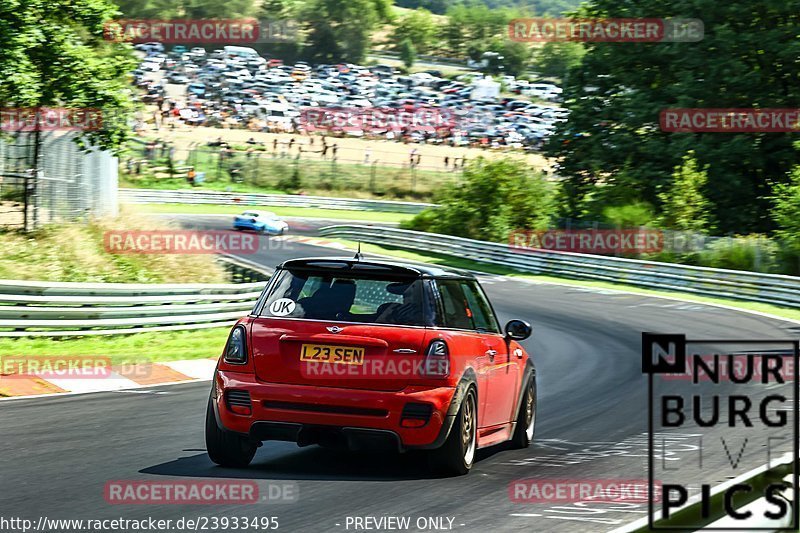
[603,202,655,227]
[402,157,555,242]
[697,235,778,273]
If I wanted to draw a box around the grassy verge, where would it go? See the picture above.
[120,155,460,202]
[135,203,415,223]
[327,238,800,323]
[0,211,227,283]
[0,328,229,367]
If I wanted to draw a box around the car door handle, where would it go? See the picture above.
[393,348,417,354]
[485,349,497,360]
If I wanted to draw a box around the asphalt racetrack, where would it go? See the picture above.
[1,216,796,532]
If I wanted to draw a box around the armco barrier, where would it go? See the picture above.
[0,258,271,337]
[317,225,800,309]
[120,188,437,214]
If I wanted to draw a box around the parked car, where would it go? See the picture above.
[232,211,289,235]
[206,256,536,475]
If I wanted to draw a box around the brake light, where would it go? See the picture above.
[422,339,450,378]
[223,326,248,365]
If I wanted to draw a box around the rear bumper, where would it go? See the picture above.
[213,370,457,450]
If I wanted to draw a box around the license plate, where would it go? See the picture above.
[300,344,365,365]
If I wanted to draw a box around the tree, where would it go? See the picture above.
[114,0,257,18]
[772,165,800,271]
[439,4,514,59]
[479,37,531,77]
[259,0,298,19]
[403,158,555,242]
[0,0,136,151]
[399,39,416,69]
[658,151,713,232]
[301,0,392,63]
[390,9,438,54]
[1,0,137,231]
[533,42,585,79]
[546,0,800,235]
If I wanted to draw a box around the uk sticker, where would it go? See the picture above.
[269,298,296,316]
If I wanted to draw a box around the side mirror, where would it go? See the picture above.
[505,319,532,341]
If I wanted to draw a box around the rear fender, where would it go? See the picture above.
[410,367,477,450]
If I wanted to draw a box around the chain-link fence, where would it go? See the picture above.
[0,133,118,231]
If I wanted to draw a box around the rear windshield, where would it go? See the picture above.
[259,269,434,327]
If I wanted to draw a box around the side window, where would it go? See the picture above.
[436,280,474,330]
[462,282,500,333]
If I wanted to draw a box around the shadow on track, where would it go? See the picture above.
[140,444,508,482]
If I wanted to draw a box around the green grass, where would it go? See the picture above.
[120,174,284,195]
[135,203,416,223]
[0,214,227,284]
[328,238,800,323]
[0,328,230,367]
[123,147,461,202]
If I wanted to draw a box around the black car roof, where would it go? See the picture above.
[278,257,476,279]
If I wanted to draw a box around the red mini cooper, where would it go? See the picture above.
[206,257,536,475]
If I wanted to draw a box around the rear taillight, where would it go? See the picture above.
[223,326,248,365]
[422,339,450,378]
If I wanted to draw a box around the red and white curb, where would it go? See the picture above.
[0,358,218,399]
[289,235,350,250]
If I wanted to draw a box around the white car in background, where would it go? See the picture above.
[140,61,161,72]
[523,83,563,100]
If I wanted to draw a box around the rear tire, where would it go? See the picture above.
[205,398,257,468]
[510,373,536,449]
[429,387,477,476]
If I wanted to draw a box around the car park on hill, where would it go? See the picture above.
[135,43,566,147]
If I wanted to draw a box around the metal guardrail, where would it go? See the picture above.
[120,188,438,214]
[317,225,800,309]
[0,257,271,337]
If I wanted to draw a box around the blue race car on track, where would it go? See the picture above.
[233,210,289,235]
